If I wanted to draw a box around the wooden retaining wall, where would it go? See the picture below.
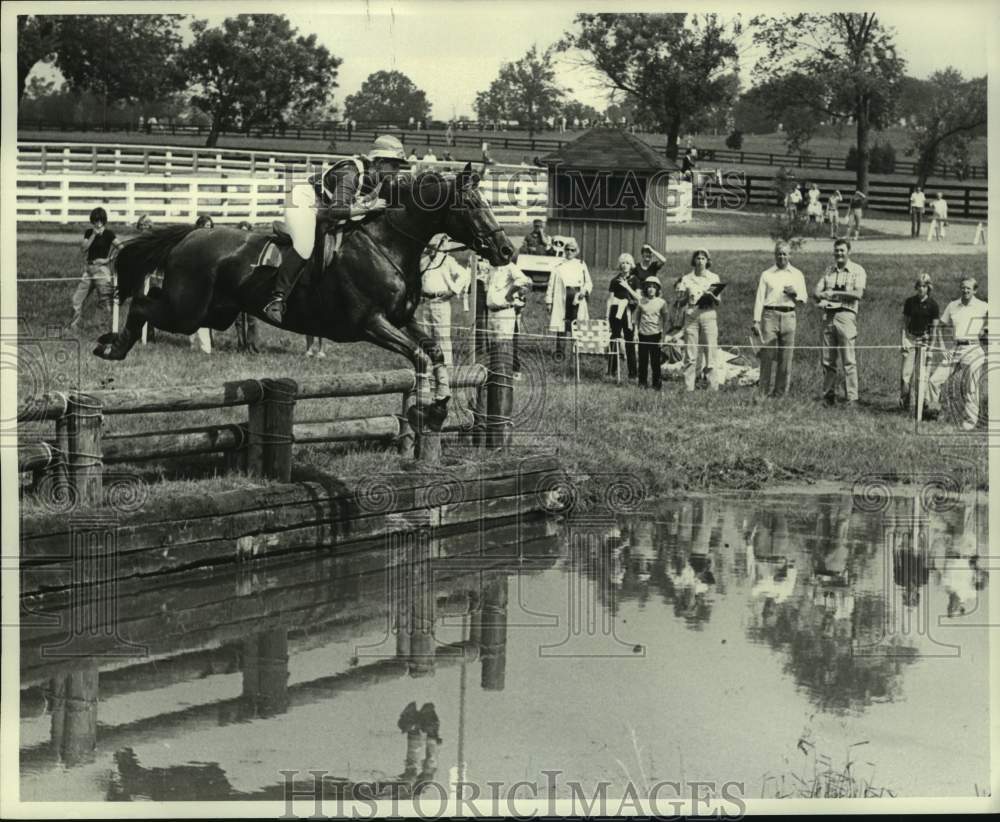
[19,454,566,597]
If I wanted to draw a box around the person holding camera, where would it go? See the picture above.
[676,248,723,392]
[814,239,867,406]
[607,253,639,379]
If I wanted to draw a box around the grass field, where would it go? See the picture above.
[15,238,988,508]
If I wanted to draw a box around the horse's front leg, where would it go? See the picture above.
[403,319,451,403]
[361,313,449,427]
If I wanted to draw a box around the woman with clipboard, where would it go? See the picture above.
[676,248,726,392]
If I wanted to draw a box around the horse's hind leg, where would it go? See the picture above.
[93,290,207,360]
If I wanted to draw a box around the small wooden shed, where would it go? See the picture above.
[541,128,680,270]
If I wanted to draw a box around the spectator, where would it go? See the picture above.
[676,248,723,392]
[195,214,214,229]
[442,151,453,161]
[846,190,866,241]
[806,183,823,223]
[929,192,948,241]
[909,186,926,238]
[481,141,492,165]
[545,237,592,356]
[617,275,669,390]
[826,190,843,239]
[899,273,940,416]
[483,257,532,370]
[423,150,438,163]
[752,242,808,399]
[445,123,455,146]
[635,243,665,284]
[407,151,420,164]
[606,253,639,380]
[135,213,153,232]
[70,207,121,331]
[519,219,553,256]
[785,186,803,219]
[814,239,867,406]
[419,237,471,368]
[305,336,325,358]
[938,277,987,431]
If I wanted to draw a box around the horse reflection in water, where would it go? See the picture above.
[99,163,513,429]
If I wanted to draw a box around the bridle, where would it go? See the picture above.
[362,177,505,275]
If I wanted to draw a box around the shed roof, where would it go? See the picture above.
[541,127,679,173]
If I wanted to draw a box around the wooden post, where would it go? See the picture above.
[964,188,971,218]
[398,388,416,458]
[487,337,514,449]
[48,666,99,765]
[479,574,508,691]
[67,392,103,508]
[914,343,927,429]
[247,378,296,481]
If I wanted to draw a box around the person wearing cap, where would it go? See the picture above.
[752,242,808,398]
[617,274,670,390]
[676,248,722,392]
[519,219,553,256]
[545,238,592,355]
[483,257,532,349]
[814,239,867,406]
[939,278,988,431]
[263,134,404,323]
[418,238,471,368]
[899,272,940,415]
[847,190,866,241]
[607,253,640,379]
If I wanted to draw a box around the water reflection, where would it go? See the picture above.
[18,492,989,800]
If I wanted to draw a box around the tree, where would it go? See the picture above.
[17,15,61,104]
[751,13,906,193]
[183,15,341,147]
[906,69,986,187]
[474,45,564,136]
[749,74,828,154]
[561,14,742,159]
[560,100,602,126]
[45,15,186,127]
[343,70,431,125]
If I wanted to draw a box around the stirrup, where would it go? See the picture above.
[264,295,286,323]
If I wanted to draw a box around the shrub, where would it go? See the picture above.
[725,129,744,150]
[845,142,897,174]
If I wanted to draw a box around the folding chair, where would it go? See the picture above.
[570,318,617,384]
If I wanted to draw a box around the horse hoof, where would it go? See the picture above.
[97,332,117,345]
[92,342,124,361]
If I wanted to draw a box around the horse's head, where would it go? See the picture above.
[442,163,514,266]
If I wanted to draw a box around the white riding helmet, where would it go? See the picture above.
[367,134,407,162]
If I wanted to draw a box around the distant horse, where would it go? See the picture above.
[100,163,514,423]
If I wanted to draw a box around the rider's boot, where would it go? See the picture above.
[264,248,308,324]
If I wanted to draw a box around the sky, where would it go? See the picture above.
[24,0,995,120]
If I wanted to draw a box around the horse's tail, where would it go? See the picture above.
[114,224,199,297]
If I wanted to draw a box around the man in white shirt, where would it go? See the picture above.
[419,240,471,368]
[814,239,867,405]
[929,193,948,240]
[545,238,592,355]
[939,277,988,430]
[909,186,926,238]
[752,241,808,398]
[484,260,531,343]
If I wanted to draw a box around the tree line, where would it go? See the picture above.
[18,13,986,189]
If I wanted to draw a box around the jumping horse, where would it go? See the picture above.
[99,163,514,431]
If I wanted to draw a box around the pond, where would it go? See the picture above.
[18,488,990,804]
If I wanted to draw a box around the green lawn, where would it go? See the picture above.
[15,240,988,507]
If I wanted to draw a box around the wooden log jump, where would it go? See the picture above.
[18,366,493,505]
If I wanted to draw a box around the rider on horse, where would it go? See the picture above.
[264,134,411,323]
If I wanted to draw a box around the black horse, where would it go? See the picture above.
[99,164,513,417]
